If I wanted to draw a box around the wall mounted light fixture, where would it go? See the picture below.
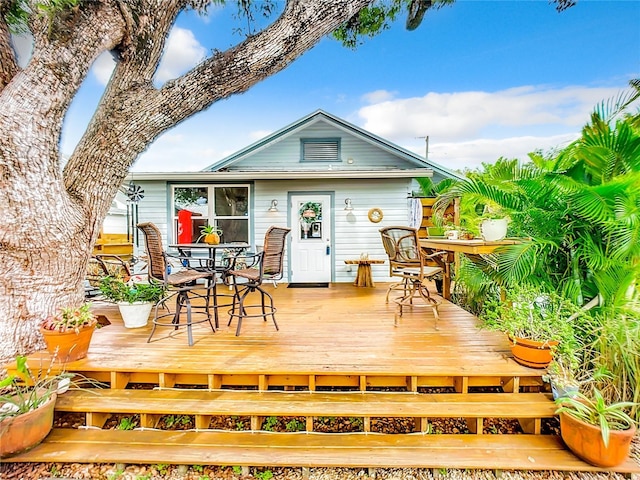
[268,199,278,212]
[344,198,353,211]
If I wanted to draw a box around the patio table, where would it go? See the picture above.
[419,238,521,300]
[344,259,385,287]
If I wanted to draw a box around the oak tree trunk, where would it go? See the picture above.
[0,0,371,360]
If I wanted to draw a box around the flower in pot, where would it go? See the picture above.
[555,388,638,467]
[39,303,97,363]
[480,284,581,369]
[0,355,72,457]
[99,276,166,328]
[197,224,222,245]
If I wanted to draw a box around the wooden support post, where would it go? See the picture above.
[302,467,310,480]
[465,417,483,434]
[159,373,176,388]
[359,375,367,391]
[110,372,130,389]
[86,412,110,428]
[308,375,316,391]
[140,414,161,429]
[258,375,268,391]
[306,416,314,432]
[250,416,262,431]
[407,376,418,392]
[368,467,377,479]
[453,376,468,393]
[195,415,212,430]
[208,374,221,390]
[417,417,430,433]
[502,376,520,393]
[363,416,371,432]
[518,418,542,435]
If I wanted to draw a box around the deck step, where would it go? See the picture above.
[55,389,556,433]
[5,429,639,473]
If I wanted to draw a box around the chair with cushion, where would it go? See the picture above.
[227,226,291,336]
[137,222,216,346]
[379,226,445,329]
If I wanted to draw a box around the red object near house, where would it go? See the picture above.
[177,210,193,243]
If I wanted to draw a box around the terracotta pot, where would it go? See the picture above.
[559,411,636,467]
[40,324,96,362]
[508,335,558,369]
[0,393,56,458]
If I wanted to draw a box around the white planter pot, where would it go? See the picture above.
[480,218,508,241]
[118,302,153,328]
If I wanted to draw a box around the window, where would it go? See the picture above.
[300,138,340,162]
[172,185,249,243]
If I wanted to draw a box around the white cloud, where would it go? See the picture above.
[90,27,206,86]
[362,89,396,104]
[414,133,579,173]
[155,27,207,84]
[358,85,621,142]
[357,84,626,172]
[92,51,117,85]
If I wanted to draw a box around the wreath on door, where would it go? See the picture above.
[299,202,322,223]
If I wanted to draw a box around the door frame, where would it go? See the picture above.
[287,191,335,283]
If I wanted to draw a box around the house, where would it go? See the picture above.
[128,110,463,284]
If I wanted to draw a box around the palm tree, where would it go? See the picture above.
[433,81,640,309]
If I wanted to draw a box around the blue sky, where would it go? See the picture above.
[46,1,640,172]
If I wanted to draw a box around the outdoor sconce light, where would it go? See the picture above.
[268,199,278,212]
[344,198,353,211]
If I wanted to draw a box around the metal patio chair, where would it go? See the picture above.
[379,226,445,329]
[227,226,291,336]
[137,222,216,346]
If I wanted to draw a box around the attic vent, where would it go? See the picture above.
[301,138,340,162]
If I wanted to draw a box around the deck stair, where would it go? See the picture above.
[6,387,640,474]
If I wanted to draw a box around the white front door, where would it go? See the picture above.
[289,194,332,283]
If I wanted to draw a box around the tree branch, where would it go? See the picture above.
[0,14,19,91]
[159,0,372,127]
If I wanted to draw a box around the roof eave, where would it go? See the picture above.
[127,169,433,182]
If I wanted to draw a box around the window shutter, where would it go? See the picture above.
[302,140,339,161]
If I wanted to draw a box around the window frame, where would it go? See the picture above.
[171,183,251,244]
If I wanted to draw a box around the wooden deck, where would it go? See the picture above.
[5,283,640,474]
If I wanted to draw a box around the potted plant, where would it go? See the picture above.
[479,207,509,241]
[0,355,72,457]
[480,284,581,369]
[40,303,97,362]
[555,389,638,467]
[544,355,581,400]
[99,276,166,328]
[197,224,222,245]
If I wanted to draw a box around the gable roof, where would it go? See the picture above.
[203,109,465,181]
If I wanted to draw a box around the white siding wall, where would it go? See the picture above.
[254,178,412,283]
[135,178,417,284]
[133,181,169,256]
